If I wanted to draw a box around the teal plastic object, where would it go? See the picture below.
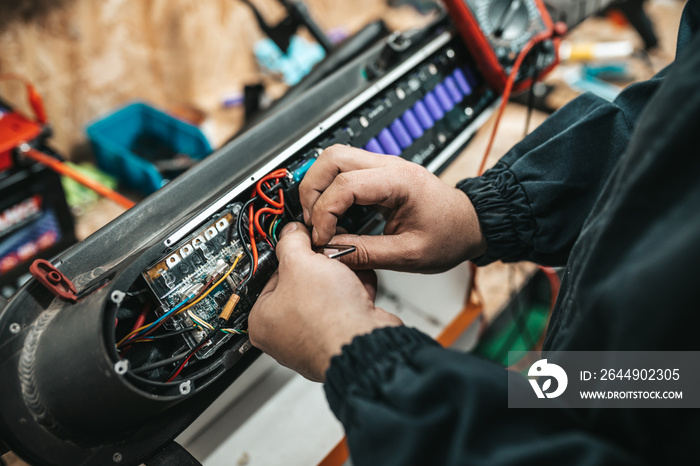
[86,102,212,194]
[254,35,326,85]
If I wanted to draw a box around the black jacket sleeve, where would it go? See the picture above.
[457,71,666,267]
[325,327,639,465]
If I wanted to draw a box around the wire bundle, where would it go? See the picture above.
[116,168,289,385]
[237,168,289,289]
[117,254,244,349]
[253,168,288,248]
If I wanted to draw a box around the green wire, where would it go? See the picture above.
[272,219,282,243]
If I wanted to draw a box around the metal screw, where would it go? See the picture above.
[464,107,474,117]
[113,452,123,463]
[9,323,21,334]
[396,88,406,100]
[446,48,455,59]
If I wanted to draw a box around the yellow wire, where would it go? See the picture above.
[188,310,215,330]
[117,252,242,347]
[118,322,152,347]
[268,215,278,238]
[177,252,242,315]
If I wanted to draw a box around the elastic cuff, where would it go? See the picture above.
[457,161,535,265]
[324,326,438,429]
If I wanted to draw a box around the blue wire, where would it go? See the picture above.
[129,293,193,341]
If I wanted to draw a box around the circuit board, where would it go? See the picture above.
[142,206,249,359]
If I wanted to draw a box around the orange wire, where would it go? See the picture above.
[256,169,286,207]
[248,193,259,273]
[254,205,284,237]
[23,147,135,209]
[253,169,287,237]
[477,30,554,176]
[473,29,561,321]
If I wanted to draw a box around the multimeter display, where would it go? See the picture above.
[444,0,558,92]
[468,0,548,57]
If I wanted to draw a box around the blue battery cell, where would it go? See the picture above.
[364,137,385,154]
[390,119,413,149]
[444,76,463,104]
[453,68,472,96]
[423,92,445,120]
[377,128,401,156]
[412,101,434,130]
[401,109,424,139]
[463,66,479,86]
[434,83,454,112]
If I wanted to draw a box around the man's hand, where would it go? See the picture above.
[299,145,486,273]
[248,222,402,382]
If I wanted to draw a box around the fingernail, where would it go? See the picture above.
[302,207,309,224]
[312,227,319,244]
[280,222,298,238]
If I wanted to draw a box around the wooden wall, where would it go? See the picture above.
[0,0,424,155]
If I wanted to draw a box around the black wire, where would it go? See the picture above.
[237,196,258,292]
[167,323,223,381]
[148,327,197,340]
[130,350,190,374]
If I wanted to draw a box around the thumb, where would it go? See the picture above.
[328,233,419,271]
[275,222,315,265]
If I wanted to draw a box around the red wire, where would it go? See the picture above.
[477,30,554,177]
[254,205,284,237]
[130,302,150,334]
[252,169,287,238]
[469,29,563,324]
[166,325,217,382]
[167,352,196,382]
[247,170,286,274]
[248,195,259,274]
[256,169,287,207]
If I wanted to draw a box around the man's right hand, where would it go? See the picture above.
[299,145,487,273]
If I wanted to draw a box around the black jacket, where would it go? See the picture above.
[324,2,700,464]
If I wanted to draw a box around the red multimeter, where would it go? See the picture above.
[443,0,562,93]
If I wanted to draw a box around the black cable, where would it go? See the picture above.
[149,327,197,340]
[237,196,258,292]
[167,324,223,381]
[130,350,191,374]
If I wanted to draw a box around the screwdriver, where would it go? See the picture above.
[313,244,357,259]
